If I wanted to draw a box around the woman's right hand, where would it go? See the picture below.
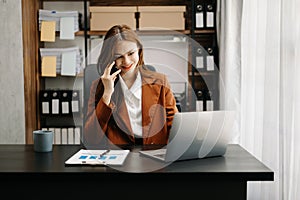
[100,61,121,105]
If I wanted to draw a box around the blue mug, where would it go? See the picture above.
[33,130,53,152]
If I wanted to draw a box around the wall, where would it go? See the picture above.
[0,0,25,144]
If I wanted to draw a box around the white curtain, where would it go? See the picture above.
[218,0,300,199]
[217,0,243,143]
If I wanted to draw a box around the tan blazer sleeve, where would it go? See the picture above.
[84,79,114,146]
[164,74,179,134]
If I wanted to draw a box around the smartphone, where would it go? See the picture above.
[110,64,119,86]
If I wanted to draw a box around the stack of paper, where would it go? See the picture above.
[39,46,83,76]
[38,9,79,32]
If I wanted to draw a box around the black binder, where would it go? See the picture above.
[204,2,216,29]
[50,90,60,115]
[193,34,218,72]
[60,90,72,115]
[205,90,214,111]
[40,90,51,115]
[194,0,216,30]
[195,89,205,112]
[71,90,80,114]
[195,46,206,72]
[195,2,205,29]
[204,46,216,71]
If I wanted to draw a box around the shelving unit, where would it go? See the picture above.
[22,0,219,144]
[37,1,86,145]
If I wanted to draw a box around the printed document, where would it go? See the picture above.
[65,149,130,166]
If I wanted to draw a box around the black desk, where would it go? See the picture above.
[0,144,273,199]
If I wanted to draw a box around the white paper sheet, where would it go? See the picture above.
[65,149,130,166]
[61,51,76,76]
[60,17,75,40]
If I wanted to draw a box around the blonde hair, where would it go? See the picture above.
[97,24,145,74]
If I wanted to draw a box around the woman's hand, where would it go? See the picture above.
[101,61,121,105]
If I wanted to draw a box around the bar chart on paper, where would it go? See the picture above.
[65,149,130,166]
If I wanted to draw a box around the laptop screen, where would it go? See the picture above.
[164,110,236,162]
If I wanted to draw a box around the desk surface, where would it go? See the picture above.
[0,144,273,181]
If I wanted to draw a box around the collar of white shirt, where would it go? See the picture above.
[119,71,142,100]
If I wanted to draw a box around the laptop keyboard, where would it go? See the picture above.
[154,153,166,158]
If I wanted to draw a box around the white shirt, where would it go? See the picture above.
[119,72,143,138]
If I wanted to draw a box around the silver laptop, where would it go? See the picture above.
[139,110,236,162]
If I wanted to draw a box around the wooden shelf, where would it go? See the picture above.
[75,29,215,36]
[189,71,216,76]
[194,30,216,34]
[90,0,189,6]
[42,73,84,78]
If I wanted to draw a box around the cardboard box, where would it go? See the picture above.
[89,6,136,31]
[138,6,186,30]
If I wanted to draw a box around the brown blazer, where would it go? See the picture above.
[84,67,178,146]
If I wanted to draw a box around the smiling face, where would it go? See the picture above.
[97,25,144,76]
[114,40,140,76]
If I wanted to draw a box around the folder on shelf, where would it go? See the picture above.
[45,127,79,145]
[40,47,83,75]
[38,9,79,33]
[205,47,215,71]
[61,128,68,144]
[67,127,74,144]
[205,4,215,28]
[65,149,130,166]
[54,128,61,144]
[196,56,204,70]
[61,51,77,76]
[71,90,80,113]
[206,90,214,111]
[40,90,51,115]
[60,17,75,40]
[206,100,214,111]
[195,47,205,72]
[41,56,57,77]
[195,4,204,28]
[60,90,72,115]
[50,90,60,115]
[40,21,56,42]
[206,11,214,28]
[196,100,204,112]
[196,90,204,112]
[206,55,215,71]
[74,127,81,144]
[61,102,69,115]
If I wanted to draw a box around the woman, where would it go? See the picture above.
[84,24,178,147]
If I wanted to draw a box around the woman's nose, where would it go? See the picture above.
[122,55,130,65]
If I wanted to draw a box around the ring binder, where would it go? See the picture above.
[206,4,214,28]
[71,90,80,113]
[195,3,204,28]
[196,89,204,112]
[51,90,60,115]
[40,90,51,115]
[206,90,214,111]
[60,90,72,115]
